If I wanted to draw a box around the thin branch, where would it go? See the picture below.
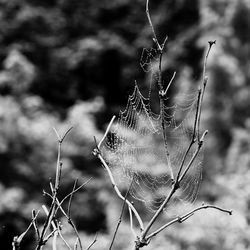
[146,204,232,241]
[67,219,83,250]
[52,229,59,250]
[67,179,78,218]
[139,131,208,245]
[86,233,98,250]
[178,130,208,183]
[98,116,116,149]
[55,135,62,192]
[12,211,40,250]
[197,41,215,141]
[159,87,174,181]
[56,178,92,214]
[53,127,74,144]
[52,127,61,142]
[42,205,59,248]
[96,152,144,231]
[43,228,58,246]
[61,127,74,143]
[32,210,41,242]
[161,34,169,50]
[128,206,137,238]
[175,89,202,183]
[42,205,57,231]
[53,127,73,191]
[146,0,160,50]
[48,183,84,250]
[140,184,175,244]
[202,41,216,84]
[57,229,73,250]
[36,128,71,249]
[93,117,144,231]
[163,71,176,96]
[37,194,56,248]
[109,176,134,250]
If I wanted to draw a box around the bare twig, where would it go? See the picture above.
[98,116,116,149]
[32,210,41,240]
[12,211,40,250]
[146,0,160,50]
[175,89,202,184]
[178,130,208,183]
[58,229,73,250]
[35,127,73,250]
[42,205,58,249]
[146,204,232,241]
[139,183,175,246]
[139,129,208,245]
[146,0,173,182]
[86,233,98,250]
[67,179,78,218]
[95,152,144,231]
[109,176,134,250]
[197,41,215,141]
[48,182,84,250]
[55,178,92,214]
[128,206,137,239]
[132,3,228,250]
[163,71,176,96]
[93,117,144,231]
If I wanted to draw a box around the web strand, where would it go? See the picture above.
[100,49,203,215]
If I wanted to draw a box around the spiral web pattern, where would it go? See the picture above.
[100,50,203,215]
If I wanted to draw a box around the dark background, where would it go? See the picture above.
[0,0,250,249]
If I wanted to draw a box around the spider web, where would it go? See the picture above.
[100,49,203,216]
[140,48,158,72]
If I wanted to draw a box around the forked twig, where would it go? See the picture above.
[132,3,231,250]
[53,127,73,191]
[146,0,168,51]
[12,211,40,250]
[95,152,144,231]
[57,229,73,250]
[145,204,232,241]
[146,0,174,182]
[178,130,208,183]
[48,182,84,250]
[93,117,144,231]
[35,127,73,250]
[56,178,92,213]
[175,89,202,183]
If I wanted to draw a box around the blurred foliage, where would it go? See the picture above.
[0,0,249,249]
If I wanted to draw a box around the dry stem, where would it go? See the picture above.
[93,117,144,231]
[146,204,232,241]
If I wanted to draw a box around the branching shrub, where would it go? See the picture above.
[12,1,231,250]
